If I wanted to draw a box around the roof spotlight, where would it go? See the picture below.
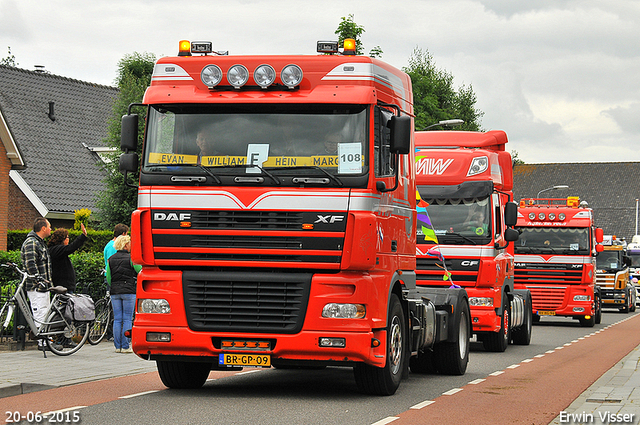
[281,64,303,88]
[254,64,276,88]
[227,64,249,88]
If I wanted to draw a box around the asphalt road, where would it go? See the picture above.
[7,310,637,425]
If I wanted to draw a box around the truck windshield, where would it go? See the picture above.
[596,250,623,271]
[514,227,590,254]
[628,251,640,268]
[416,195,492,244]
[142,104,367,178]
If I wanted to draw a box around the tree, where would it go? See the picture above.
[511,150,525,165]
[335,14,365,55]
[94,52,156,229]
[403,47,483,131]
[334,14,383,58]
[0,46,17,67]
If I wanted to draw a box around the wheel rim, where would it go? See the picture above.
[458,311,469,359]
[503,309,509,340]
[389,316,402,374]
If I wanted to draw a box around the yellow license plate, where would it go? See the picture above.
[538,311,556,316]
[219,353,271,367]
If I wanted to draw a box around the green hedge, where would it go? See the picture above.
[7,229,112,253]
[0,250,107,301]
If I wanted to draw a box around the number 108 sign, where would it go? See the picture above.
[338,143,362,174]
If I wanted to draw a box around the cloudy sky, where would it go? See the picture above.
[1,0,638,164]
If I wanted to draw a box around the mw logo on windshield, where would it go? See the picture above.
[416,157,454,175]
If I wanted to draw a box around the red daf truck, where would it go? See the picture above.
[118,39,471,395]
[414,131,532,352]
[514,197,604,326]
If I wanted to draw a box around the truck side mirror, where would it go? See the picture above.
[504,201,518,227]
[119,152,138,173]
[595,244,604,253]
[389,115,411,154]
[595,227,604,243]
[121,114,139,152]
[624,255,632,268]
[504,227,519,242]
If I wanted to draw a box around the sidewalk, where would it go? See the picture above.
[548,343,640,424]
[0,340,157,398]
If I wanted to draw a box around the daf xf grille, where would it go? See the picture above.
[183,270,312,333]
[152,210,345,267]
[525,286,567,310]
[514,263,583,285]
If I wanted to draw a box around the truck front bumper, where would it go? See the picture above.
[132,326,388,368]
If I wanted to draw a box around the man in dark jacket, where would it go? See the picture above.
[20,217,52,350]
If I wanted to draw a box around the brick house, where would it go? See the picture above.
[0,65,118,250]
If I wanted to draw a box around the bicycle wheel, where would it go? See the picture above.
[88,298,112,345]
[0,301,15,338]
[42,310,89,355]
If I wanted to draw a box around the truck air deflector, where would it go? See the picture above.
[418,181,493,199]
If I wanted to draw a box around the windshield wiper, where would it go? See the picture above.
[196,165,222,184]
[211,164,281,185]
[440,231,478,245]
[275,166,343,186]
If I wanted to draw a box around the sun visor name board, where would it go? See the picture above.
[148,152,363,169]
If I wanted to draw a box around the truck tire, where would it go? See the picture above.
[433,296,470,375]
[156,360,211,389]
[594,292,602,325]
[622,288,631,313]
[482,294,510,352]
[579,314,595,327]
[511,292,532,345]
[354,294,405,396]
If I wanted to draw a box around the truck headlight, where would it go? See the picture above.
[469,297,494,307]
[573,295,590,301]
[138,299,171,314]
[322,303,365,319]
[467,156,488,176]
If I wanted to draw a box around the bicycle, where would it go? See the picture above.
[88,290,112,345]
[0,262,90,357]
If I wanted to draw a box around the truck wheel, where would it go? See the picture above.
[156,360,211,389]
[354,294,405,396]
[621,289,630,313]
[433,297,470,375]
[594,292,602,325]
[511,293,532,345]
[579,314,595,327]
[482,295,510,352]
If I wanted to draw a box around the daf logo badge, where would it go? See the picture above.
[154,212,191,221]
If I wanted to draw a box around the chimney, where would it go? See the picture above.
[48,101,56,122]
[34,65,46,73]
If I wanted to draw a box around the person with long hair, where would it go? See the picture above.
[106,235,141,353]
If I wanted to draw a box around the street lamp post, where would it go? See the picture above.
[536,185,569,201]
[421,119,464,131]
